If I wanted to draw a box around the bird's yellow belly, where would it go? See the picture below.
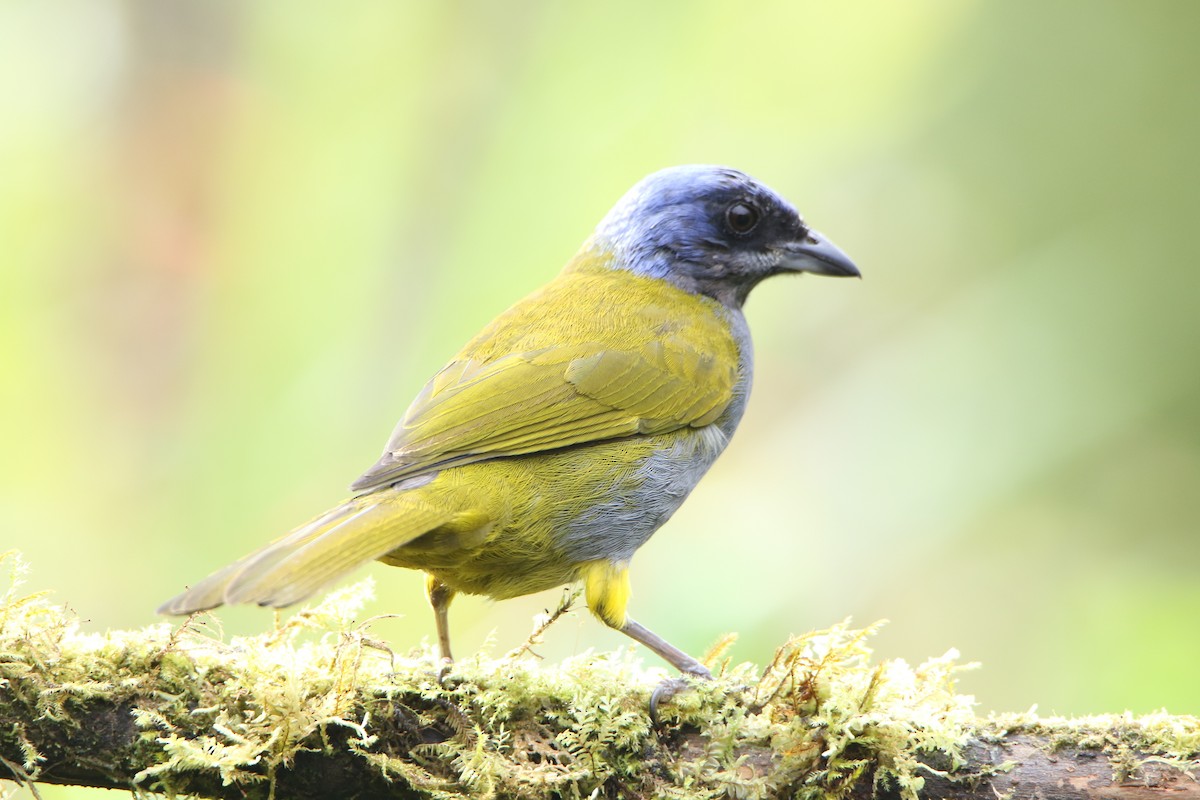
[377,424,728,599]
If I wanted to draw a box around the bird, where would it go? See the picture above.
[159,165,859,680]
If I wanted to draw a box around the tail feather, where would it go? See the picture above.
[158,489,454,615]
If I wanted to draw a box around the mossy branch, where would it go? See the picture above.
[0,553,1197,800]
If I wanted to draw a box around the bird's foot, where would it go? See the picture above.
[649,665,712,726]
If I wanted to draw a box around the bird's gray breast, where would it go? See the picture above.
[559,307,754,563]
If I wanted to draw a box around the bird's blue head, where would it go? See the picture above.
[590,165,858,307]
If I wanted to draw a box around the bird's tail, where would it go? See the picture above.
[158,487,457,615]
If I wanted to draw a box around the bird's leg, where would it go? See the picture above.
[425,574,456,665]
[619,617,712,678]
[619,616,714,724]
[582,561,711,723]
[581,560,712,678]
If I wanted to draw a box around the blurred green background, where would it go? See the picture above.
[3,3,1199,791]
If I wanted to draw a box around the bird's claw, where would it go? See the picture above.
[649,671,710,726]
[434,658,456,686]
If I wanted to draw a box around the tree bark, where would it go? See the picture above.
[2,696,1197,799]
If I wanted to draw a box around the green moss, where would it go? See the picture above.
[1,551,1196,799]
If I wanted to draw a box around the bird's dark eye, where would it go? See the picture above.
[725,202,760,235]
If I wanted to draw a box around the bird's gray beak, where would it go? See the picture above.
[779,229,860,278]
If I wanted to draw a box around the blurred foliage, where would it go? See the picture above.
[2,7,1198,797]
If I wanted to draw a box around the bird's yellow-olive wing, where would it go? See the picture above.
[350,266,739,492]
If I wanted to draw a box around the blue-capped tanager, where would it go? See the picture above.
[160,165,859,678]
